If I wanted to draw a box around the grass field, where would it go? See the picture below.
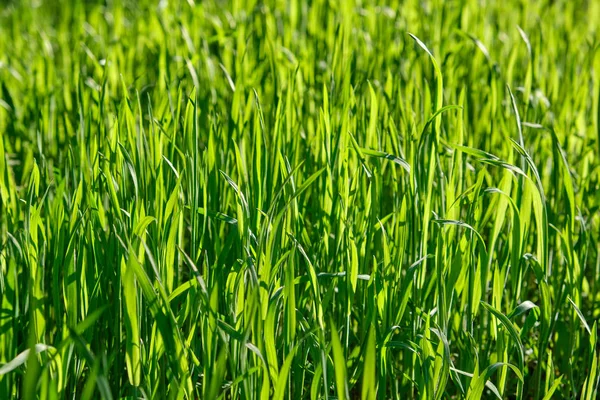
[1,0,599,398]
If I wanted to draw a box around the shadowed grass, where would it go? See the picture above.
[0,0,599,398]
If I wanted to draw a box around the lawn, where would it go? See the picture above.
[0,0,599,398]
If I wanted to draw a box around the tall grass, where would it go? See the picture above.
[1,0,599,398]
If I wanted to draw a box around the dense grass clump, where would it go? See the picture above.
[1,0,599,398]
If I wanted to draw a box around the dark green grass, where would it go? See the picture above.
[0,0,599,398]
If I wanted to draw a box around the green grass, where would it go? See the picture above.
[1,0,599,398]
